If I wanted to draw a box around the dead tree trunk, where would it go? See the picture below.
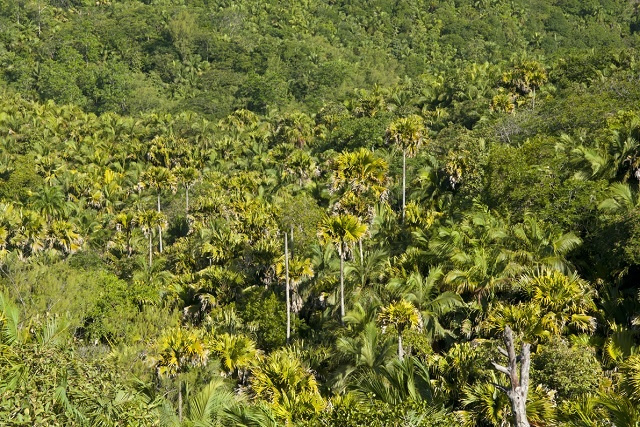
[492,326,531,427]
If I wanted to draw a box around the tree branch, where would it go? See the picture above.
[491,362,511,377]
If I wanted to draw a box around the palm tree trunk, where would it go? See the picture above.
[178,377,183,423]
[531,87,536,110]
[402,148,406,222]
[340,246,345,325]
[358,238,363,265]
[148,233,153,265]
[157,192,163,253]
[185,186,189,214]
[398,332,404,361]
[285,233,291,343]
[290,225,294,258]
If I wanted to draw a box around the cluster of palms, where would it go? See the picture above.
[2,51,640,426]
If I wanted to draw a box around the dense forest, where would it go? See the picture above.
[1,0,640,425]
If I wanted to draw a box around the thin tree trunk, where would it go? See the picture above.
[157,192,163,253]
[148,233,153,265]
[178,378,183,423]
[402,148,406,222]
[285,233,291,343]
[398,332,404,360]
[340,246,345,325]
[532,87,536,110]
[185,186,189,214]
[290,225,294,258]
[358,238,363,265]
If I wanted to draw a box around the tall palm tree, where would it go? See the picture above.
[331,148,389,261]
[112,210,137,257]
[142,166,177,253]
[175,166,200,215]
[387,115,427,221]
[154,327,208,423]
[378,300,422,360]
[318,214,367,322]
[331,148,389,215]
[136,209,167,265]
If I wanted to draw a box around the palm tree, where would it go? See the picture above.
[388,268,463,342]
[318,214,367,322]
[46,220,82,254]
[502,60,548,109]
[599,182,640,213]
[12,210,47,257]
[155,377,236,426]
[344,248,389,290]
[387,115,427,221]
[154,327,208,423]
[519,269,597,335]
[510,214,582,273]
[175,166,200,215]
[136,209,167,265]
[274,112,315,148]
[334,321,396,391]
[112,210,137,257]
[330,148,389,216]
[142,166,177,253]
[349,356,435,406]
[250,348,325,424]
[331,148,389,260]
[274,237,314,341]
[210,333,259,385]
[29,185,69,223]
[378,300,422,360]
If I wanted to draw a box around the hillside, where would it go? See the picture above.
[1,1,640,425]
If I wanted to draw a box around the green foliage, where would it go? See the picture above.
[239,290,289,351]
[310,397,458,427]
[533,338,602,399]
[2,0,640,423]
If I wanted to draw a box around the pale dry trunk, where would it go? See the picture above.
[492,326,530,427]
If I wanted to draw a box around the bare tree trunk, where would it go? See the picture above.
[285,233,290,343]
[398,332,404,360]
[358,238,363,265]
[492,326,531,427]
